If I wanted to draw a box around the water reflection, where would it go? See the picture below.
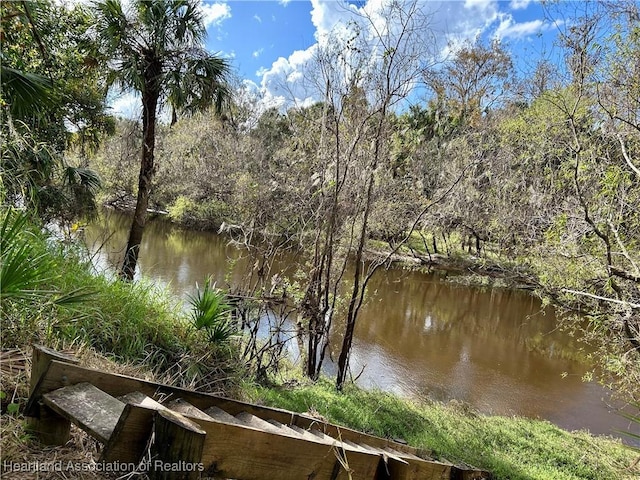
[84,209,636,441]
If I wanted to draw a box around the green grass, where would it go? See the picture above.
[246,377,638,480]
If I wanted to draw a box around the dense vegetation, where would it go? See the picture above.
[1,0,639,478]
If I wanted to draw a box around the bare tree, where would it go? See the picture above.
[279,0,441,389]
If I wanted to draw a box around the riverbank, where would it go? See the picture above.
[103,200,539,292]
[2,210,638,479]
[2,348,637,480]
[248,377,638,480]
[2,344,638,480]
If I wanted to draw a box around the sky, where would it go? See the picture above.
[110,0,569,118]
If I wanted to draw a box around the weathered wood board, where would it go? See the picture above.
[42,382,124,443]
[152,409,206,480]
[194,416,382,480]
[25,344,81,445]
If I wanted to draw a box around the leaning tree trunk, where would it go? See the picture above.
[121,83,159,281]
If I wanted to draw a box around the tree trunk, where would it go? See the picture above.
[121,84,159,281]
[336,164,377,391]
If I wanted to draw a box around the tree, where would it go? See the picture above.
[424,38,513,128]
[93,0,230,280]
[276,0,439,389]
[552,1,640,399]
[1,0,109,222]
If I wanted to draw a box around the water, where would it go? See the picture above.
[84,209,638,442]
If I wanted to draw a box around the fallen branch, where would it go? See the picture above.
[561,288,640,309]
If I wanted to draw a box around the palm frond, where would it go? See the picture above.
[52,287,97,306]
[0,61,53,118]
[187,277,236,344]
[168,53,231,118]
[0,210,56,300]
[93,0,229,116]
[63,166,102,194]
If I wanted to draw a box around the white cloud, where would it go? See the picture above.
[255,0,508,111]
[253,48,264,58]
[253,14,262,23]
[509,0,532,10]
[258,46,320,108]
[199,1,231,28]
[494,14,546,40]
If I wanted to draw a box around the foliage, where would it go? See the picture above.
[423,38,513,128]
[1,0,111,150]
[0,210,55,300]
[0,0,110,223]
[188,276,236,344]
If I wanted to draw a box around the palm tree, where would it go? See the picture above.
[93,0,230,280]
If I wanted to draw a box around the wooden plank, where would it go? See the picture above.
[151,409,206,480]
[266,419,319,442]
[42,383,124,443]
[236,411,285,434]
[120,391,166,410]
[102,392,176,464]
[30,359,489,479]
[194,417,382,480]
[26,403,73,446]
[101,403,155,464]
[289,423,345,445]
[310,428,341,444]
[203,406,244,425]
[25,345,80,445]
[384,447,424,461]
[344,439,382,455]
[166,399,214,422]
[358,443,458,480]
[29,344,79,395]
[360,443,409,465]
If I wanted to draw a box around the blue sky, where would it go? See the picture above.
[204,0,555,80]
[111,0,571,116]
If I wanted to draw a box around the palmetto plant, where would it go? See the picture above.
[187,277,236,345]
[0,209,95,346]
[0,210,55,301]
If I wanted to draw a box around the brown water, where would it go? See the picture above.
[84,209,637,441]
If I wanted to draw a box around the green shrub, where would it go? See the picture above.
[188,276,237,345]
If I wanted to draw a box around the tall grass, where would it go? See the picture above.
[0,209,231,382]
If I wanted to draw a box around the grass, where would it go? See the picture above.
[246,377,639,480]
